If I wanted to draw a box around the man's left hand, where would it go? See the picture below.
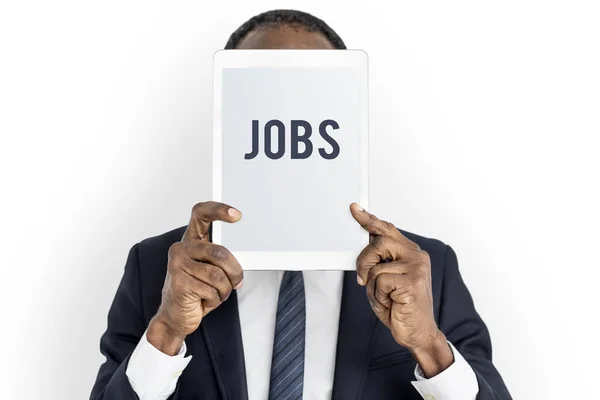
[350,203,454,377]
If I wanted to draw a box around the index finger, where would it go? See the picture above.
[349,203,401,238]
[349,203,417,247]
[182,201,242,243]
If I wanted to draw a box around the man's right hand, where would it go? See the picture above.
[146,201,244,355]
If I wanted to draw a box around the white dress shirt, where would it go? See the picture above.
[126,270,479,400]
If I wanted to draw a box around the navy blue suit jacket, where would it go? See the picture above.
[90,226,511,399]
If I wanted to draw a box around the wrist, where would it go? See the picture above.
[409,329,454,378]
[147,315,187,356]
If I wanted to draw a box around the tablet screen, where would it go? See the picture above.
[221,67,362,251]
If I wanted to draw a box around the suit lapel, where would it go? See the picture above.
[199,290,248,400]
[332,271,379,400]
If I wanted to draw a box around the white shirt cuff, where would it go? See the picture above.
[411,341,478,400]
[125,330,192,400]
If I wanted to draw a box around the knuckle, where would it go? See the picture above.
[367,270,376,284]
[375,218,387,230]
[416,278,428,292]
[205,285,221,304]
[192,202,208,216]
[373,236,395,255]
[375,273,390,288]
[393,275,410,290]
[208,265,225,283]
[383,220,396,231]
[367,264,382,281]
[231,268,244,285]
[411,273,423,285]
[417,263,429,276]
[403,293,415,304]
[364,214,378,228]
[356,252,368,268]
[377,292,392,307]
[211,244,230,262]
[392,286,413,303]
[417,249,430,262]
[168,242,185,263]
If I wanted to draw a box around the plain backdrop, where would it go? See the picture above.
[1,1,599,399]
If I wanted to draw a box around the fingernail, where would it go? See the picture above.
[234,280,244,290]
[228,208,241,219]
[356,204,364,211]
[357,275,364,286]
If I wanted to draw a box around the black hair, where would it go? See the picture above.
[225,9,346,50]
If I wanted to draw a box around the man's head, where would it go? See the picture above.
[225,9,346,50]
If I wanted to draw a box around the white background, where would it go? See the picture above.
[1,1,598,399]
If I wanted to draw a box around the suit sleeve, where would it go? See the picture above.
[89,243,152,400]
[438,245,512,400]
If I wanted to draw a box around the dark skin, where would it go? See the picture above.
[147,25,454,378]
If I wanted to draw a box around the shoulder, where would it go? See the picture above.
[398,229,447,253]
[137,225,187,257]
[134,225,187,279]
[397,228,451,274]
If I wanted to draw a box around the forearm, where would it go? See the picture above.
[146,316,187,356]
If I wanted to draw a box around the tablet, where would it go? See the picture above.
[212,49,369,271]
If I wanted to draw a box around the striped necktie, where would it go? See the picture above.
[268,271,306,400]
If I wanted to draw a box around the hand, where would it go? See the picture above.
[147,201,244,355]
[350,203,453,377]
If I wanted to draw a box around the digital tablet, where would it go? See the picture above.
[212,49,369,271]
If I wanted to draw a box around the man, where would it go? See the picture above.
[90,9,511,400]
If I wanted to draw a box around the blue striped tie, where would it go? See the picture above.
[268,271,306,400]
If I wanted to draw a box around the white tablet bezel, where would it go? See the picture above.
[212,49,369,271]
